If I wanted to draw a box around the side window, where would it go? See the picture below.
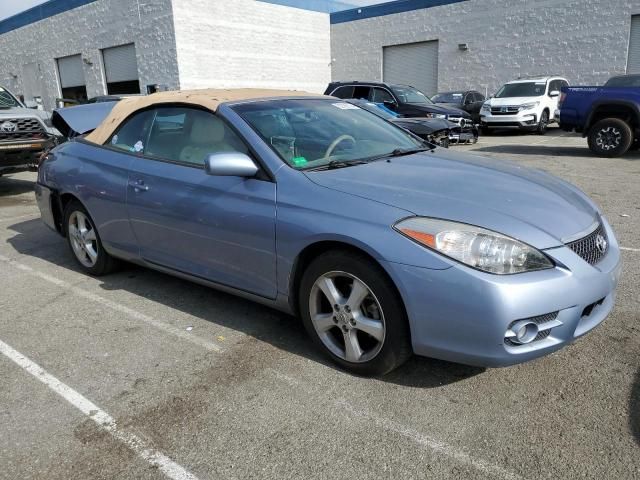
[352,86,371,100]
[145,107,249,166]
[370,87,394,104]
[331,86,354,99]
[548,80,559,94]
[106,110,153,153]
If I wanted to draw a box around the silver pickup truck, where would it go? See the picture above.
[0,86,59,177]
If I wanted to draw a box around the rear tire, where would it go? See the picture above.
[64,200,119,276]
[587,118,633,158]
[299,250,412,376]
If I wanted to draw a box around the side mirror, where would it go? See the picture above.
[549,90,560,97]
[204,152,258,177]
[383,100,397,109]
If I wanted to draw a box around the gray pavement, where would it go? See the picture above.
[0,128,638,479]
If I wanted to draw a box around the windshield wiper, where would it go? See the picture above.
[305,159,368,171]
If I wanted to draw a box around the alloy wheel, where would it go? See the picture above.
[595,127,622,151]
[68,211,98,268]
[309,271,386,363]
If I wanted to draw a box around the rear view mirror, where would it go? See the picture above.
[204,152,258,177]
[549,90,560,97]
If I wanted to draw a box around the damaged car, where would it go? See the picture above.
[36,89,621,376]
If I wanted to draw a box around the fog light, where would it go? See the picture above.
[508,320,539,344]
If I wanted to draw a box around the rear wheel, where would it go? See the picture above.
[64,201,119,276]
[587,118,633,157]
[299,250,412,376]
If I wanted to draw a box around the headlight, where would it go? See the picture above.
[519,102,539,111]
[43,117,53,128]
[435,114,447,119]
[481,103,491,111]
[394,217,554,274]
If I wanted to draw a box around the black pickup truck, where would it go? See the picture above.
[558,74,640,157]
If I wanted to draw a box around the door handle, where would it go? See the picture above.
[128,180,149,192]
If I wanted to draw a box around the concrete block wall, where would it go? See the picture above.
[172,0,331,93]
[331,0,640,96]
[0,0,180,111]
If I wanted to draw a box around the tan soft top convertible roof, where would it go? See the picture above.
[85,88,324,145]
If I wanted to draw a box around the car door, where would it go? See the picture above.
[123,106,278,299]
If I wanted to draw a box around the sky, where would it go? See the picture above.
[0,0,390,21]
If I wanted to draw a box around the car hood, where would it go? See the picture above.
[305,150,598,249]
[409,103,471,118]
[392,117,452,134]
[0,107,50,120]
[487,97,543,106]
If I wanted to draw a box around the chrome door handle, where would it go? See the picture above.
[128,180,149,192]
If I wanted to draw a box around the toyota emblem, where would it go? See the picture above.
[0,121,17,133]
[595,234,607,254]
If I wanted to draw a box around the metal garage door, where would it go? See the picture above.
[103,43,139,93]
[627,15,640,73]
[383,41,439,96]
[57,54,85,89]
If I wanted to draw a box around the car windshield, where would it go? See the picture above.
[233,99,424,170]
[604,75,640,87]
[390,85,433,105]
[0,88,21,109]
[495,82,546,98]
[431,92,463,104]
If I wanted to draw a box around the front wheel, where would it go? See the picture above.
[587,118,633,157]
[536,110,549,135]
[64,201,119,276]
[299,250,412,376]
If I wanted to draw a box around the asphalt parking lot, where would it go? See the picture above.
[1,129,638,480]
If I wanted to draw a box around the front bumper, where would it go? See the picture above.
[480,113,538,129]
[382,218,621,367]
[0,139,52,174]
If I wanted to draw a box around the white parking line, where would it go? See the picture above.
[0,338,199,480]
[0,254,223,353]
[621,247,640,252]
[267,369,522,480]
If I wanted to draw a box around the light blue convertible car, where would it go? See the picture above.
[36,89,621,375]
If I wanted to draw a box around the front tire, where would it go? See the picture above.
[587,118,633,157]
[299,250,412,376]
[64,200,119,276]
[536,110,549,135]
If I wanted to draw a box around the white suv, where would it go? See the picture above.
[480,76,569,134]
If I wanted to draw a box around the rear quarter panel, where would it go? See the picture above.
[41,140,138,258]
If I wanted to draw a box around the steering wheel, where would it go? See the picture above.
[323,135,356,160]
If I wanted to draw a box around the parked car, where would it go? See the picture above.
[348,98,474,147]
[0,86,59,177]
[324,81,474,130]
[557,74,640,157]
[480,76,569,134]
[37,89,621,376]
[432,90,485,124]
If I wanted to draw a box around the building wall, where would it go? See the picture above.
[330,0,640,96]
[172,0,331,93]
[0,0,180,111]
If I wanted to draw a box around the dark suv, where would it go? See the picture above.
[324,81,473,128]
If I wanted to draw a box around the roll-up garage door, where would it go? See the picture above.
[627,15,640,73]
[57,54,85,88]
[383,40,439,97]
[57,54,87,101]
[103,44,140,94]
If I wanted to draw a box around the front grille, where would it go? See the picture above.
[505,312,559,347]
[491,106,519,115]
[447,116,468,127]
[566,222,608,265]
[0,117,45,142]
